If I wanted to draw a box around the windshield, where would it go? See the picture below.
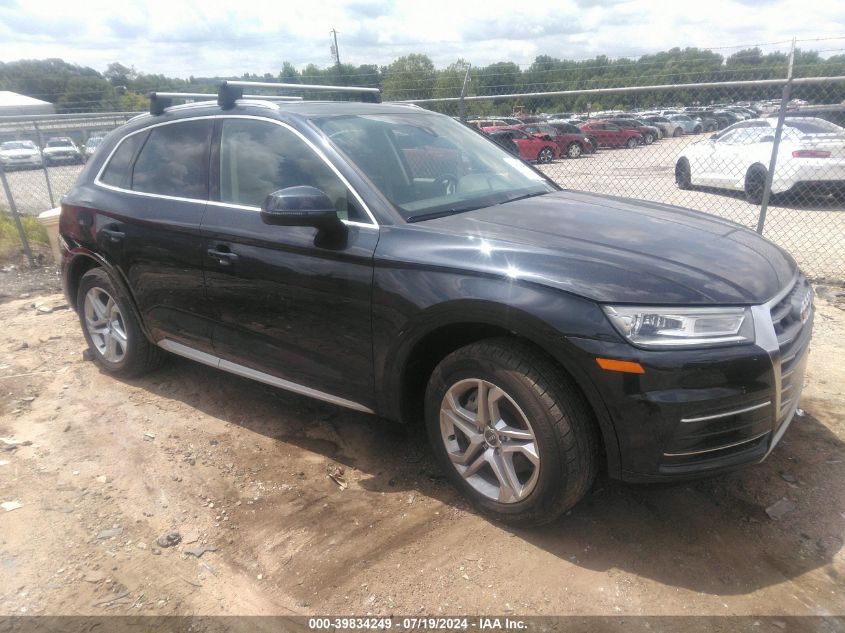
[312,112,557,222]
[47,139,73,147]
[86,138,103,147]
[1,141,35,150]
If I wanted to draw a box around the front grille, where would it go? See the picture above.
[770,274,813,423]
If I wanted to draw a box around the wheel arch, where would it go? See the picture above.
[381,301,622,477]
[63,249,153,342]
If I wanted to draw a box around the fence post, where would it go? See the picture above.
[0,163,35,267]
[757,38,796,234]
[458,64,472,123]
[32,122,56,208]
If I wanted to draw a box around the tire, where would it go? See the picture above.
[625,136,638,149]
[744,165,767,205]
[424,337,599,526]
[675,158,692,190]
[644,133,654,145]
[536,146,555,163]
[566,142,582,159]
[77,268,164,378]
[693,125,703,134]
[673,127,683,138]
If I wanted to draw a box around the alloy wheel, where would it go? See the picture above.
[439,378,540,503]
[83,287,128,363]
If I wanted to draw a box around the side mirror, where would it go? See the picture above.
[261,186,344,233]
[760,135,775,143]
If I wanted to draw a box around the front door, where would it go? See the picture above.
[201,117,378,409]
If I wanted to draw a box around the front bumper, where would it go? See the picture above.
[568,275,813,481]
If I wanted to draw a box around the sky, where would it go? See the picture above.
[0,0,844,77]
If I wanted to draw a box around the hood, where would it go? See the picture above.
[407,190,796,304]
[44,146,77,153]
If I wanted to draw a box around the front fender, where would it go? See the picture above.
[372,267,624,476]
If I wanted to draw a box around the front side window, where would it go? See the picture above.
[132,120,212,199]
[217,119,364,222]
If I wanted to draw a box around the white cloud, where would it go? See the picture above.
[0,0,842,77]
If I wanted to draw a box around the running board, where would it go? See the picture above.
[157,339,375,414]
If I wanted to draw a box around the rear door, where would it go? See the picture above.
[201,117,378,409]
[94,118,215,352]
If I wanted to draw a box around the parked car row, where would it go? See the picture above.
[0,136,105,171]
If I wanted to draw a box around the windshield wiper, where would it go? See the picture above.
[406,205,485,223]
[497,190,550,205]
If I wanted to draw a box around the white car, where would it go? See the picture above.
[675,122,845,203]
[0,140,43,170]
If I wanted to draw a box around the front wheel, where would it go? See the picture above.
[566,142,582,158]
[536,146,555,163]
[673,128,683,137]
[425,338,599,526]
[644,133,654,144]
[77,268,164,377]
[626,137,638,149]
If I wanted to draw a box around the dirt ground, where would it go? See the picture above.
[0,284,844,625]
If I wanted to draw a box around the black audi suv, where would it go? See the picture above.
[59,91,813,525]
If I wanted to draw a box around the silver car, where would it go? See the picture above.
[0,140,43,170]
[668,114,704,135]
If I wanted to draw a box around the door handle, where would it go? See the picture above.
[207,247,239,265]
[101,228,125,242]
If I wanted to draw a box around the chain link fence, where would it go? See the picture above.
[396,74,845,280]
[2,76,844,280]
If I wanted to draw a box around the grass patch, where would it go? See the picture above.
[1,211,49,261]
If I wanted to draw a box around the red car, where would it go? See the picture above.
[481,126,559,163]
[517,123,595,158]
[578,121,643,149]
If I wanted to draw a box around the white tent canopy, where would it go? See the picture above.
[0,91,55,116]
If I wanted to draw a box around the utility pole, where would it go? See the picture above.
[330,29,341,68]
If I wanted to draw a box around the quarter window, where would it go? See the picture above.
[131,120,212,199]
[100,133,144,188]
[217,119,364,222]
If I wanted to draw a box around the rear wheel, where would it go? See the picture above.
[693,125,703,134]
[675,158,692,190]
[744,165,767,204]
[77,268,164,377]
[425,338,599,526]
[625,137,638,149]
[537,146,555,163]
[644,133,655,144]
[566,142,582,158]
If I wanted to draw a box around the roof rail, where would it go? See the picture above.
[148,91,303,115]
[217,80,381,109]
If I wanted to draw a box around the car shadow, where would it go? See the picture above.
[113,355,844,598]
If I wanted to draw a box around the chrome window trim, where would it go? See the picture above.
[93,114,379,228]
[158,339,375,414]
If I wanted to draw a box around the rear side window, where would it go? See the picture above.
[132,120,212,199]
[100,133,143,188]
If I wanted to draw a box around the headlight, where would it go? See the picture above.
[603,305,754,348]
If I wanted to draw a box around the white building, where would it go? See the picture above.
[0,91,55,116]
